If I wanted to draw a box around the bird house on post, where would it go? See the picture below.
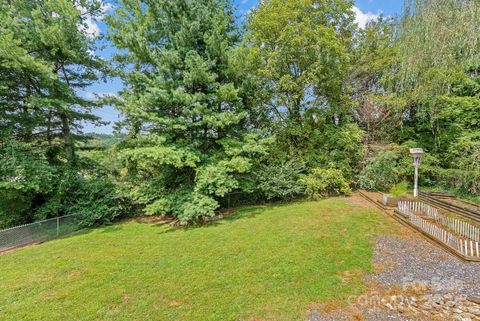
[410,148,424,198]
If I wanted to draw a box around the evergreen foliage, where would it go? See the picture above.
[0,0,117,227]
[1,0,479,228]
[107,0,269,223]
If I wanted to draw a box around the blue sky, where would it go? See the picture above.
[82,0,404,134]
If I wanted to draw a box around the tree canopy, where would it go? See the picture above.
[1,0,479,227]
[106,0,270,223]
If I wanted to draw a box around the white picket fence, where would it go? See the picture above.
[398,201,480,242]
[435,215,480,242]
[398,201,440,219]
[397,201,480,258]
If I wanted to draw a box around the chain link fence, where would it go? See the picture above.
[0,214,82,253]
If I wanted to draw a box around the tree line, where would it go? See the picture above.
[1,0,479,227]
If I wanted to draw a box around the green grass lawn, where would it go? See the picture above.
[0,198,395,321]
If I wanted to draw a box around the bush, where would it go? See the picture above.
[389,181,409,198]
[0,141,128,229]
[358,142,480,197]
[254,160,305,201]
[178,192,219,224]
[425,166,480,196]
[0,189,33,229]
[36,172,130,227]
[447,132,480,170]
[0,140,56,228]
[288,121,365,180]
[68,179,129,227]
[299,168,351,198]
[358,151,405,191]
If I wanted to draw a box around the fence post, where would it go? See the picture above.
[56,217,60,237]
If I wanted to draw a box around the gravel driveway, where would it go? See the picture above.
[308,196,480,321]
[370,235,479,298]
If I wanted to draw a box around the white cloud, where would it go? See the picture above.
[84,91,118,101]
[82,17,101,37]
[239,5,256,18]
[78,2,112,38]
[352,6,381,28]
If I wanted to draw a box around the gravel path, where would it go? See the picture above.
[370,235,480,298]
[308,205,480,321]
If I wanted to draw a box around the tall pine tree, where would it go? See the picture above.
[0,0,108,226]
[0,0,105,165]
[107,0,268,223]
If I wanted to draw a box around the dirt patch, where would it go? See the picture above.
[339,268,365,284]
[167,300,183,307]
[245,317,269,321]
[0,241,44,256]
[345,194,381,209]
[133,215,175,225]
[372,260,395,274]
[66,270,83,279]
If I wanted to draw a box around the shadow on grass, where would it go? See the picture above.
[153,198,324,235]
[72,198,325,239]
[67,198,334,238]
[155,206,268,235]
[55,222,125,241]
[100,224,125,233]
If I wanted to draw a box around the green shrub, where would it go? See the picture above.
[37,176,129,227]
[178,192,219,223]
[254,160,305,201]
[358,151,405,191]
[299,168,351,198]
[447,132,480,170]
[389,181,409,198]
[0,189,33,229]
[69,179,129,227]
[425,166,480,196]
[0,140,56,228]
[358,142,479,197]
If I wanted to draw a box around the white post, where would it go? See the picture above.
[410,148,424,198]
[413,159,419,198]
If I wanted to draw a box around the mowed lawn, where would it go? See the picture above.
[0,198,395,321]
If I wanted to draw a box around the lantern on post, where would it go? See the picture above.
[409,148,424,198]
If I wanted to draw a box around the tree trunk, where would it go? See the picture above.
[46,110,52,146]
[60,112,75,164]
